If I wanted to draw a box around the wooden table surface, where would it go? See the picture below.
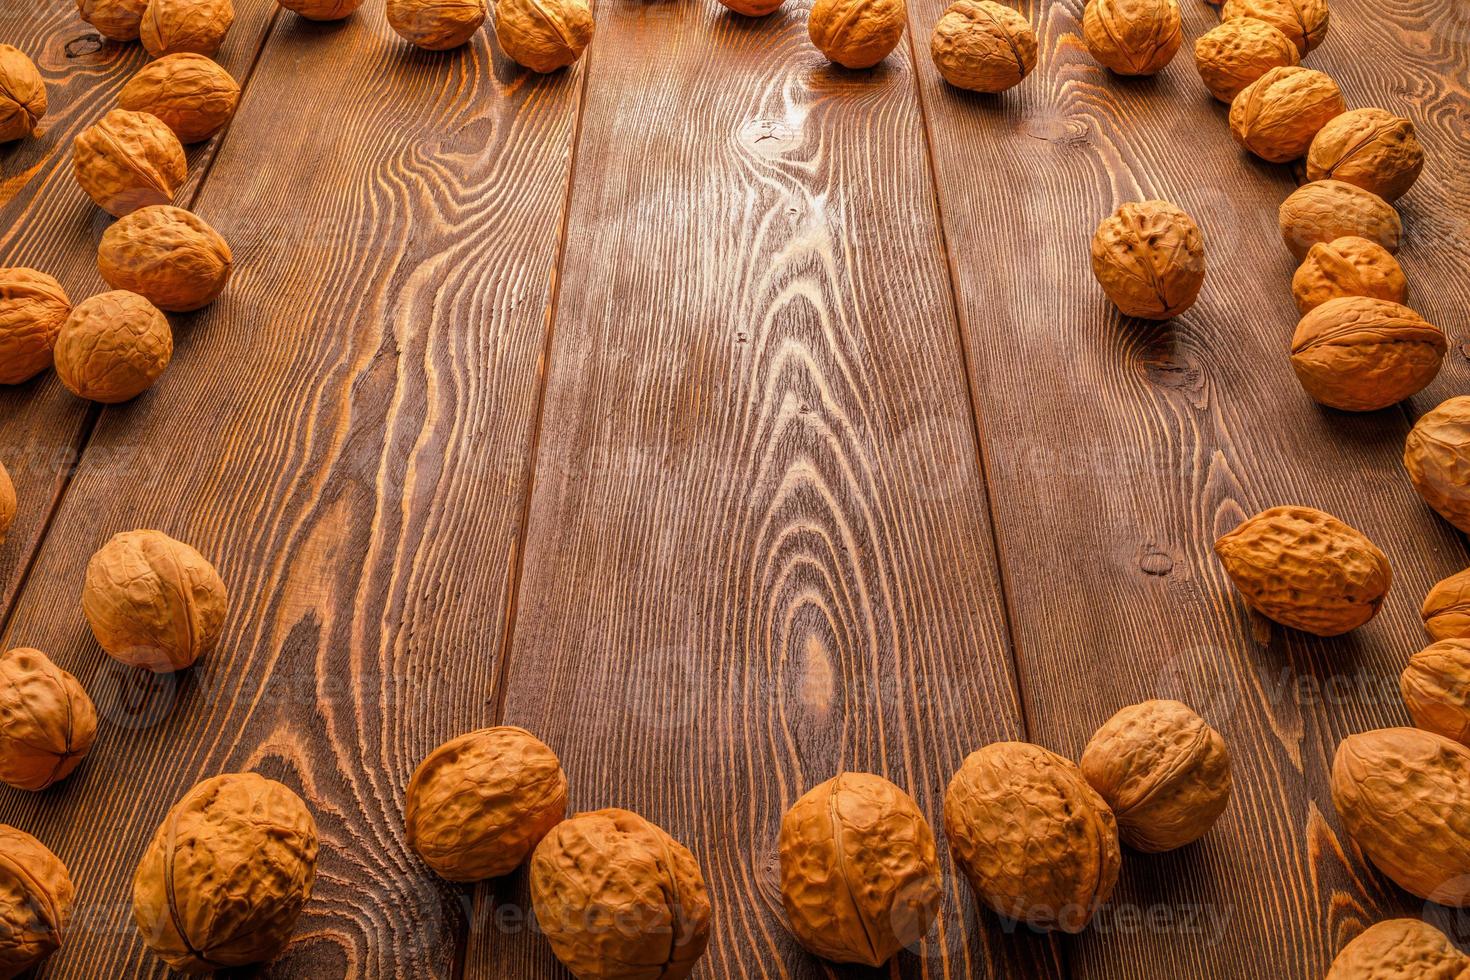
[3,0,1468,976]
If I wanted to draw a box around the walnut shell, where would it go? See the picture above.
[276,0,364,19]
[809,0,906,69]
[0,825,73,979]
[388,0,486,49]
[1079,700,1231,852]
[1290,296,1444,413]
[0,462,13,546]
[944,742,1120,933]
[141,0,234,57]
[531,808,712,980]
[1307,108,1424,203]
[82,529,228,672]
[1424,568,1470,642]
[1214,505,1390,636]
[1401,640,1470,747]
[0,45,47,142]
[1193,18,1298,103]
[405,726,567,881]
[98,206,232,312]
[1406,398,1470,534]
[1332,728,1470,906]
[1326,918,1470,980]
[1082,0,1181,76]
[119,54,240,144]
[718,0,783,15]
[54,291,173,404]
[930,0,1037,93]
[0,648,98,792]
[77,0,149,40]
[1230,65,1345,163]
[1219,0,1328,54]
[778,772,942,966]
[133,772,318,972]
[1292,237,1407,315]
[1279,180,1401,261]
[1090,200,1205,320]
[73,109,187,218]
[0,268,70,385]
[495,0,594,72]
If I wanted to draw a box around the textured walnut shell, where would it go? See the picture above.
[1332,728,1470,906]
[1219,0,1328,54]
[1193,18,1297,103]
[119,54,240,144]
[133,772,318,973]
[1308,108,1424,203]
[54,291,173,404]
[930,0,1037,93]
[82,529,228,672]
[0,45,46,142]
[1326,918,1470,980]
[531,808,712,980]
[944,742,1120,933]
[717,0,783,15]
[1290,297,1444,413]
[1401,640,1470,747]
[141,0,234,57]
[1292,237,1407,315]
[1279,180,1401,261]
[1215,505,1390,636]
[1082,0,1181,76]
[1424,568,1470,642]
[388,0,486,49]
[495,0,594,72]
[1079,700,1231,852]
[276,0,364,19]
[1230,65,1345,163]
[0,268,70,385]
[1407,398,1470,534]
[73,109,186,218]
[0,648,98,792]
[0,825,73,979]
[405,726,567,881]
[77,0,149,40]
[98,206,233,312]
[0,462,13,547]
[1090,200,1205,320]
[778,772,941,966]
[809,0,906,69]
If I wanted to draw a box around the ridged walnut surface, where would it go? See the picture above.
[1307,108,1425,202]
[1292,237,1407,314]
[0,825,72,980]
[1401,639,1470,746]
[808,0,906,69]
[0,647,97,791]
[1082,0,1182,77]
[76,0,149,40]
[929,0,1037,94]
[1089,200,1205,320]
[1325,918,1470,980]
[0,44,46,142]
[0,267,70,385]
[494,0,594,73]
[98,205,234,313]
[0,463,12,547]
[1405,397,1470,533]
[140,0,234,57]
[275,0,365,19]
[1192,18,1298,103]
[53,290,173,404]
[387,0,487,50]
[1279,180,1401,261]
[72,109,187,217]
[1289,296,1445,412]
[1219,0,1328,54]
[119,53,240,144]
[1229,65,1345,163]
[1423,566,1470,641]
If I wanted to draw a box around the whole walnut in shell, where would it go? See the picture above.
[119,54,240,144]
[495,0,593,72]
[1424,568,1470,642]
[141,0,234,57]
[1215,506,1390,636]
[98,206,233,312]
[0,825,73,979]
[54,291,173,404]
[1292,237,1407,314]
[133,772,318,972]
[0,268,70,385]
[1406,397,1470,534]
[1219,0,1327,54]
[388,0,486,49]
[1230,65,1345,163]
[1090,200,1205,320]
[809,0,906,69]
[1082,0,1181,77]
[77,0,149,40]
[276,0,364,19]
[83,529,228,672]
[1290,297,1444,412]
[1307,108,1424,202]
[1401,639,1470,747]
[404,726,567,881]
[0,45,47,142]
[718,0,783,16]
[1079,700,1231,852]
[1332,728,1470,906]
[74,109,186,217]
[930,0,1037,93]
[0,462,13,546]
[1279,180,1401,261]
[531,808,712,980]
[778,772,942,965]
[1326,918,1470,980]
[0,648,98,791]
[1193,18,1298,103]
[944,742,1121,933]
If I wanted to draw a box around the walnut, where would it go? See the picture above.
[388,0,485,48]
[141,0,234,57]
[0,267,71,385]
[119,54,240,144]
[1082,0,1181,76]
[0,461,13,546]
[717,0,783,15]
[1307,107,1425,202]
[495,0,594,72]
[77,0,149,40]
[1090,200,1205,320]
[1279,180,1401,260]
[0,648,97,791]
[0,45,47,142]
[1423,567,1470,642]
[98,206,233,312]
[73,109,187,217]
[1193,17,1298,103]
[275,0,364,19]
[1230,65,1345,163]
[1219,0,1328,54]
[1326,919,1470,980]
[808,0,906,69]
[1405,397,1470,534]
[1401,639,1470,747]
[1292,237,1407,314]
[930,0,1037,93]
[0,825,73,978]
[1290,296,1444,412]
[54,291,173,404]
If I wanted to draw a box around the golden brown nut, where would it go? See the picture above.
[0,268,71,385]
[133,772,318,972]
[1192,18,1298,103]
[119,54,240,144]
[98,206,233,312]
[0,45,47,142]
[717,0,783,15]
[405,726,567,881]
[495,0,594,72]
[930,0,1037,93]
[779,773,941,966]
[1332,728,1470,906]
[809,0,906,69]
[141,0,234,57]
[1402,640,1470,747]
[0,648,98,791]
[945,742,1120,933]
[0,461,13,546]
[54,291,173,404]
[1090,200,1205,320]
[531,808,712,980]
[1307,108,1425,203]
[1424,568,1470,642]
[73,109,186,217]
[275,0,364,19]
[1292,237,1407,315]
[1230,65,1345,163]
[1279,180,1401,261]
[388,0,486,49]
[1082,0,1181,76]
[77,0,149,40]
[1326,918,1470,980]
[83,528,228,672]
[1079,700,1231,852]
[0,825,73,978]
[1406,397,1470,534]
[1290,297,1444,412]
[1219,0,1328,54]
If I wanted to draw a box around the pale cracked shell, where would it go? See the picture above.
[778,772,942,966]
[0,45,47,142]
[133,772,318,973]
[943,742,1121,933]
[1331,728,1470,906]
[54,291,173,404]
[1220,0,1328,54]
[1279,180,1401,261]
[1292,237,1407,315]
[276,0,365,19]
[1214,505,1391,636]
[1230,65,1345,163]
[930,0,1037,94]
[77,0,149,40]
[119,54,240,144]
[531,808,712,980]
[809,0,906,69]
[141,0,234,57]
[405,726,567,881]
[1423,567,1470,642]
[99,206,233,312]
[1090,200,1205,320]
[82,528,228,672]
[73,109,187,217]
[1326,918,1470,980]
[1079,700,1231,853]
[495,0,594,73]
[1405,398,1470,534]
[1082,0,1181,77]
[1308,108,1425,203]
[0,648,98,792]
[1193,18,1298,103]
[1402,639,1470,747]
[1290,296,1444,413]
[0,267,71,385]
[388,0,487,49]
[0,462,13,547]
[0,825,73,980]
